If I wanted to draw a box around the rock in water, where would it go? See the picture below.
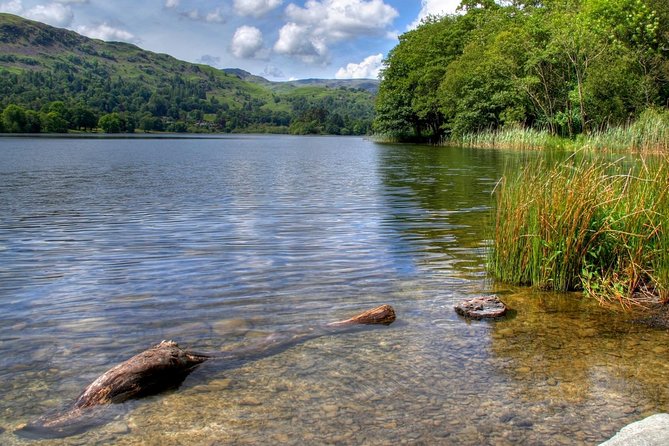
[454,296,507,319]
[599,413,669,446]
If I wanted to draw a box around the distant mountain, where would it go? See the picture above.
[284,78,380,94]
[0,13,376,135]
[223,68,380,94]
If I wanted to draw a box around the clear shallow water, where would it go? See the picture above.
[0,135,667,445]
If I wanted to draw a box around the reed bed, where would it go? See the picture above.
[579,109,669,153]
[450,127,568,151]
[448,108,669,154]
[489,154,669,309]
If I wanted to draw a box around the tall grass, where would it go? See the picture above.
[490,154,669,308]
[448,108,669,154]
[449,126,569,151]
[579,109,669,153]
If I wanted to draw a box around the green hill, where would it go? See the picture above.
[0,13,376,134]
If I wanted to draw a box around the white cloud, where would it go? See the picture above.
[54,0,88,3]
[180,8,225,23]
[285,0,398,41]
[409,0,461,29]
[164,0,179,8]
[0,0,23,14]
[262,64,285,79]
[76,23,137,42]
[198,54,221,67]
[25,3,74,27]
[274,0,397,64]
[230,25,264,59]
[205,8,224,23]
[233,0,282,18]
[274,22,327,64]
[335,53,383,79]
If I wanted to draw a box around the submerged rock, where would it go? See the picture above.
[631,303,669,329]
[454,296,508,319]
[599,413,669,445]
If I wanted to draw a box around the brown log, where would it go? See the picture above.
[326,304,396,328]
[18,305,396,439]
[74,340,209,409]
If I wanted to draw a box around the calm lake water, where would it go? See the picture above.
[0,135,667,445]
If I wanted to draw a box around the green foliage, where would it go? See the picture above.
[375,0,669,142]
[0,13,375,135]
[42,111,68,133]
[2,104,27,132]
[98,113,123,133]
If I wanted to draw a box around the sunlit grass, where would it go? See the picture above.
[489,154,669,309]
[449,126,569,151]
[448,108,669,154]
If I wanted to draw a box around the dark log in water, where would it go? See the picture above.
[17,305,396,439]
[74,340,210,409]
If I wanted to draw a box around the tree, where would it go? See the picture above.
[25,110,42,133]
[98,113,122,133]
[43,111,69,133]
[72,106,98,130]
[2,104,27,133]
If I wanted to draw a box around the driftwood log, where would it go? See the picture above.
[17,304,396,439]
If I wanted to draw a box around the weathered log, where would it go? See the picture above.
[17,305,396,439]
[72,305,395,408]
[326,304,396,328]
[74,340,209,409]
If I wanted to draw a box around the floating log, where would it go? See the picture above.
[17,305,396,439]
[454,296,508,319]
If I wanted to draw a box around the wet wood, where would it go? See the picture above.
[326,304,396,328]
[74,340,209,409]
[18,305,396,438]
[74,305,395,408]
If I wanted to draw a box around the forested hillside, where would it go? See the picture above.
[0,13,375,135]
[374,0,669,142]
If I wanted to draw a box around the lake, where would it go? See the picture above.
[0,135,667,445]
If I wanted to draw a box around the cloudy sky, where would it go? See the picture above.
[0,0,461,80]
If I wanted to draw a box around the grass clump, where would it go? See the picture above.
[490,154,669,308]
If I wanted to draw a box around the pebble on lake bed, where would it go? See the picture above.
[454,296,508,319]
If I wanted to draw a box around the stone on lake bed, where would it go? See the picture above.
[599,413,669,445]
[454,296,508,319]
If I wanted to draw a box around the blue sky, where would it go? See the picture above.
[0,0,461,80]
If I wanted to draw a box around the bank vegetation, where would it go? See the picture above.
[374,0,669,151]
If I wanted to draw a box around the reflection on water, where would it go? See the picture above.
[0,135,667,445]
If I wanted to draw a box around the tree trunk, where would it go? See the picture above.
[17,305,396,439]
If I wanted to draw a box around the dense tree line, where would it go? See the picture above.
[0,62,374,135]
[374,0,669,141]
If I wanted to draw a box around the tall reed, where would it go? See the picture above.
[449,126,568,151]
[448,108,669,154]
[490,154,669,308]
